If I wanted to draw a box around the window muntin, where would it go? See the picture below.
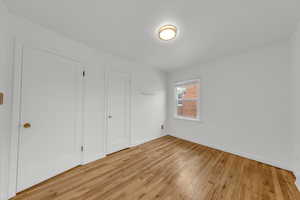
[175,80,200,120]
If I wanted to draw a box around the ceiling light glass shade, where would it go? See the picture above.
[159,25,177,40]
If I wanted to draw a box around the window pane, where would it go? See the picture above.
[177,100,198,118]
[176,83,199,100]
[175,81,199,119]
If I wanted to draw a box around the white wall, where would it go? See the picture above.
[291,21,300,189]
[167,41,293,170]
[130,64,166,145]
[0,2,166,199]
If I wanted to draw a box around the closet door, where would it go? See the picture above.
[17,47,83,192]
[106,71,131,154]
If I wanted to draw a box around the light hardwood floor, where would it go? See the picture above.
[12,135,300,200]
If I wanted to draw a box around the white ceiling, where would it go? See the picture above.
[4,0,300,70]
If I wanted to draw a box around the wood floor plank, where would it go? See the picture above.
[11,135,300,200]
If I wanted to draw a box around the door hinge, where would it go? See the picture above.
[81,146,84,152]
[82,70,86,77]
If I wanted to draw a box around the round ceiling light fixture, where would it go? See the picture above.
[158,25,177,41]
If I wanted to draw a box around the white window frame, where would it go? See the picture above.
[174,79,201,121]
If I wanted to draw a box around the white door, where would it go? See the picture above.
[17,47,83,192]
[106,71,131,154]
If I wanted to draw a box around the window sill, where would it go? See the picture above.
[174,116,202,122]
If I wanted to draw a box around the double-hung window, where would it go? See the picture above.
[175,79,200,121]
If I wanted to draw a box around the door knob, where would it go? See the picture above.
[23,122,31,128]
[108,115,112,119]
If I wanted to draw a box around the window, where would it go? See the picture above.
[175,79,200,120]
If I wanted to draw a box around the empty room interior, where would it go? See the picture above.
[1,0,300,199]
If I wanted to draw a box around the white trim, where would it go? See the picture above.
[174,79,201,121]
[129,77,133,148]
[175,79,200,86]
[294,172,300,192]
[174,116,202,122]
[8,39,23,198]
[167,133,292,171]
[82,153,106,165]
[104,68,109,155]
[296,180,300,192]
[8,39,85,198]
[81,68,87,165]
[131,135,162,147]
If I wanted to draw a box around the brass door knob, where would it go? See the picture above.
[23,122,31,128]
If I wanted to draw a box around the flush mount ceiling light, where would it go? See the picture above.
[158,25,177,41]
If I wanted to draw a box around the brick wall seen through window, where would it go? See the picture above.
[175,80,200,120]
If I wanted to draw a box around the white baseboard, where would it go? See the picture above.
[131,139,149,146]
[131,135,163,147]
[82,153,106,165]
[0,192,7,200]
[0,175,7,200]
[294,172,300,192]
[0,195,7,200]
[168,133,291,171]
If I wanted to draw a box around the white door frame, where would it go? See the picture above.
[104,68,132,155]
[8,39,85,198]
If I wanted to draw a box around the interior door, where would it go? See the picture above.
[106,71,131,154]
[17,47,83,192]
